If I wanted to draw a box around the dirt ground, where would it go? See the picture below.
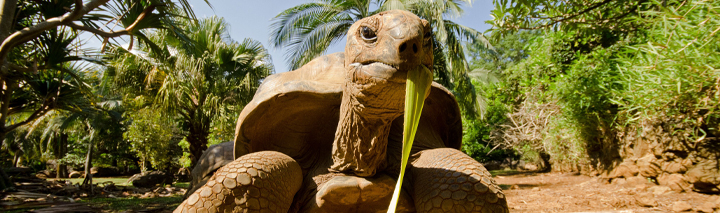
[495,171,719,213]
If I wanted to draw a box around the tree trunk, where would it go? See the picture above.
[0,0,17,73]
[0,168,9,190]
[0,0,17,187]
[186,122,210,167]
[0,0,17,38]
[13,150,21,167]
[81,142,93,195]
[141,156,147,172]
[0,0,18,143]
[55,133,68,178]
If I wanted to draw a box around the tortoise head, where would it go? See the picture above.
[343,10,434,113]
[329,10,435,177]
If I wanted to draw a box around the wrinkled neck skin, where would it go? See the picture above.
[329,71,405,177]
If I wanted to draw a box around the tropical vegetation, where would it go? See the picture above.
[464,0,720,173]
[0,0,717,207]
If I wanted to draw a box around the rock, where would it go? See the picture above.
[523,163,538,171]
[681,158,693,168]
[637,154,662,178]
[484,161,502,171]
[90,166,121,177]
[140,192,157,199]
[648,186,671,195]
[696,201,716,213]
[4,167,32,176]
[611,178,627,185]
[634,192,658,207]
[662,161,688,174]
[657,173,691,192]
[671,201,692,212]
[686,160,720,193]
[35,170,55,179]
[175,167,191,182]
[128,171,173,188]
[626,176,650,186]
[68,171,83,178]
[635,184,649,191]
[613,161,639,178]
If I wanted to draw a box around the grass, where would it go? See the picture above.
[49,177,133,186]
[173,182,190,188]
[17,177,190,212]
[41,177,190,212]
[80,195,185,212]
[48,177,190,189]
[489,169,523,177]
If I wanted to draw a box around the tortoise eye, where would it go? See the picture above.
[360,26,377,42]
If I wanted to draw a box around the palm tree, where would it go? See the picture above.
[270,0,492,118]
[270,0,374,70]
[106,17,273,166]
[0,0,203,190]
[25,66,126,189]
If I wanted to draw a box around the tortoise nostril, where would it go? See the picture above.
[399,43,407,52]
[412,44,418,53]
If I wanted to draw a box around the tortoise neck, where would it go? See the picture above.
[329,84,402,177]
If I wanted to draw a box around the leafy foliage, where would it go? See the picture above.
[125,107,180,171]
[105,16,273,165]
[472,0,720,170]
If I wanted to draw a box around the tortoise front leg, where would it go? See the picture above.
[409,148,508,213]
[174,151,303,213]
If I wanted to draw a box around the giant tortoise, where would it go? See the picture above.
[176,10,508,213]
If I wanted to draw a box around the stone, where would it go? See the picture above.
[662,161,688,174]
[634,192,657,207]
[176,167,191,182]
[686,160,720,193]
[613,161,639,178]
[648,186,671,195]
[35,170,55,179]
[141,192,158,199]
[611,178,627,185]
[626,175,650,186]
[128,171,173,188]
[68,171,83,178]
[90,166,121,177]
[523,163,538,171]
[4,167,32,176]
[671,201,692,212]
[637,154,662,178]
[657,173,691,192]
[696,201,716,213]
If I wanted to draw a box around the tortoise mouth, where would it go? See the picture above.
[349,62,407,83]
[359,61,399,70]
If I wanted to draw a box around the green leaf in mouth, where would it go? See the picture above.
[388,64,432,212]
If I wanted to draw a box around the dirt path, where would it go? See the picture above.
[495,171,719,212]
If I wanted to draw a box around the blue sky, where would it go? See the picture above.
[188,0,495,73]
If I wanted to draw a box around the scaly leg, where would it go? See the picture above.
[175,151,303,213]
[409,148,508,213]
